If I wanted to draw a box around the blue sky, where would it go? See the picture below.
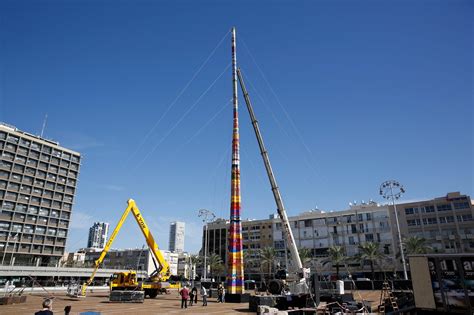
[1,0,472,254]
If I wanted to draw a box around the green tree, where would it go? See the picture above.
[322,246,346,280]
[357,242,386,280]
[208,253,224,279]
[243,249,256,270]
[298,247,313,268]
[403,236,432,255]
[258,247,277,281]
[189,254,201,279]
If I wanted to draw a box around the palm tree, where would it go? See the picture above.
[322,246,346,280]
[208,254,224,280]
[189,254,201,280]
[298,248,313,268]
[403,236,432,255]
[357,242,386,281]
[243,249,256,270]
[258,247,277,281]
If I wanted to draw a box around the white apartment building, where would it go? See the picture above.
[87,222,109,249]
[169,221,185,253]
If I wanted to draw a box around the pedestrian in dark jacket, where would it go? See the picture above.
[217,284,224,303]
[191,287,198,305]
[189,287,195,306]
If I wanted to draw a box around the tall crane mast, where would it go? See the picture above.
[236,68,308,285]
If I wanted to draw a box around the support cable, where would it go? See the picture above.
[125,30,230,166]
[172,99,232,155]
[240,37,326,186]
[134,63,231,169]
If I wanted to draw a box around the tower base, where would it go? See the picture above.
[225,293,250,303]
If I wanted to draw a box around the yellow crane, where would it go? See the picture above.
[67,199,170,299]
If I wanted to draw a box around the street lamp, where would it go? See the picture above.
[379,180,408,280]
[9,233,18,266]
[198,209,216,281]
[1,233,11,266]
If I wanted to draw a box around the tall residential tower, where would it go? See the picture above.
[87,222,109,249]
[0,123,81,266]
[168,221,185,253]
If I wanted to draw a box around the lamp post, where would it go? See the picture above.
[380,180,408,280]
[9,233,18,266]
[1,233,11,266]
[198,209,216,281]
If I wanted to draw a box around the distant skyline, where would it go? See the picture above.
[1,1,472,254]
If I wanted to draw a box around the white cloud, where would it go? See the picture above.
[59,132,104,151]
[103,184,124,191]
[69,211,95,229]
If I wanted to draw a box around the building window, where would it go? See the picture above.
[365,234,374,242]
[349,236,355,245]
[423,218,437,225]
[458,214,473,222]
[437,204,452,211]
[0,222,10,231]
[454,202,470,210]
[423,205,435,213]
[304,220,312,228]
[351,224,357,233]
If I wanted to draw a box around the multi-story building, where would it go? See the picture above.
[395,192,474,254]
[87,222,109,249]
[0,123,81,266]
[200,192,473,281]
[272,202,396,276]
[84,248,179,276]
[201,217,275,280]
[169,221,185,253]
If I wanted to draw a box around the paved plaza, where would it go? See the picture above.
[1,290,254,315]
[0,289,382,314]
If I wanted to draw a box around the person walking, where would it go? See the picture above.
[201,286,208,306]
[189,286,195,306]
[191,287,198,305]
[217,284,223,303]
[179,286,190,309]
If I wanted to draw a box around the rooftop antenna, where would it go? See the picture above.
[40,114,48,138]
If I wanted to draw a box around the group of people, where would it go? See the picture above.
[179,283,226,308]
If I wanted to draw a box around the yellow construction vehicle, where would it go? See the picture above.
[67,199,171,300]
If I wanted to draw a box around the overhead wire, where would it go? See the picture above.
[240,37,327,187]
[133,62,231,170]
[171,99,232,155]
[208,145,231,219]
[124,30,230,167]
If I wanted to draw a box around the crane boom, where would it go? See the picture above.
[236,68,305,279]
[80,199,169,296]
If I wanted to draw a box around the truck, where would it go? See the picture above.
[67,199,171,300]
